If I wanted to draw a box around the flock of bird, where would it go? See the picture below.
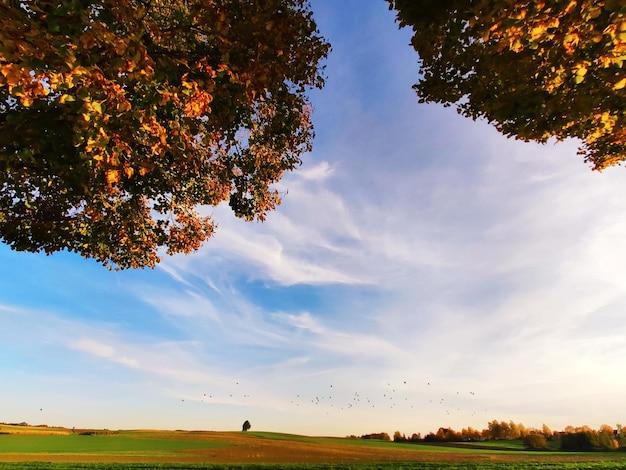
[181,379,488,419]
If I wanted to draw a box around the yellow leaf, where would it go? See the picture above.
[564,0,577,14]
[85,100,103,114]
[509,38,523,53]
[614,77,626,89]
[49,72,64,87]
[573,63,588,84]
[563,32,579,53]
[530,25,546,41]
[116,101,131,112]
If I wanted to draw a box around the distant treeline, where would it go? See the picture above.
[357,432,391,441]
[356,421,626,451]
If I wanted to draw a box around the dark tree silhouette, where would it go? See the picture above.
[242,420,251,432]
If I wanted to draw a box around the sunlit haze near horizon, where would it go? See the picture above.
[2,0,626,438]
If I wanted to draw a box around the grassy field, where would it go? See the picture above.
[440,439,562,452]
[2,464,626,470]
[0,432,227,455]
[1,426,626,469]
[0,425,70,436]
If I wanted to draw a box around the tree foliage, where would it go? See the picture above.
[557,425,617,451]
[370,420,625,451]
[523,433,547,450]
[386,0,626,170]
[359,432,391,441]
[616,424,626,447]
[0,0,329,268]
[242,419,251,432]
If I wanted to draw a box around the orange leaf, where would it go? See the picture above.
[105,169,121,184]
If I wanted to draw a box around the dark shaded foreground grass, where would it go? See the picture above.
[2,463,626,469]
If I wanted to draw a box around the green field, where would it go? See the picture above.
[1,427,625,469]
[0,432,227,455]
[2,463,626,469]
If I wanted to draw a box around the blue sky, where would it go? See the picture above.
[2,0,626,438]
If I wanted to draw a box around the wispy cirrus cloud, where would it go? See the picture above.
[157,161,369,288]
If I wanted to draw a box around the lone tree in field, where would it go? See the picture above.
[242,420,251,432]
[386,0,626,170]
[0,0,329,269]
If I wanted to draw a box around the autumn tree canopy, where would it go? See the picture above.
[0,0,329,268]
[386,0,626,170]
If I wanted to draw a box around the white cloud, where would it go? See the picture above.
[295,161,334,181]
[0,304,18,313]
[159,200,368,287]
[213,227,363,286]
[140,288,222,321]
[274,311,325,334]
[70,338,115,359]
